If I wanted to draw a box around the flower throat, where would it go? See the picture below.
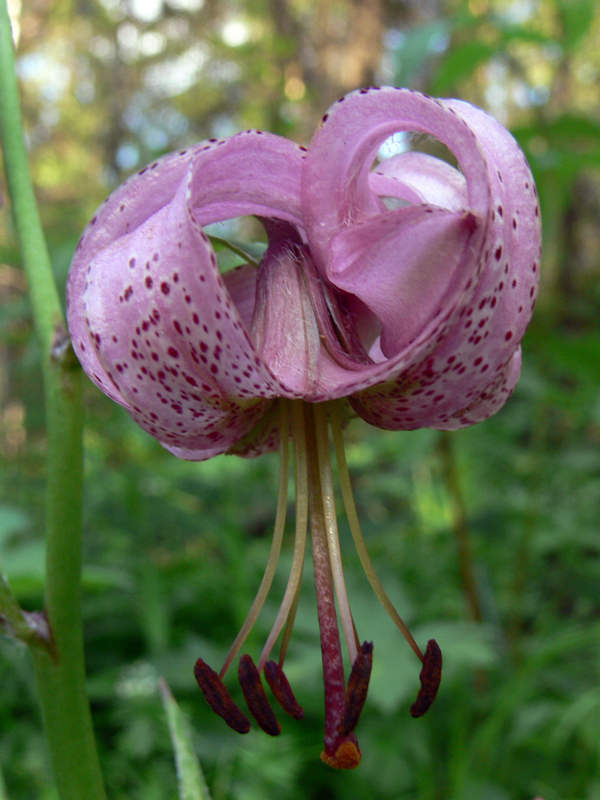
[194,398,442,769]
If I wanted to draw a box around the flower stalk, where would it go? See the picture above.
[0,3,106,798]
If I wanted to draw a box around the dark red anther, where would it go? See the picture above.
[264,660,305,720]
[193,658,251,734]
[238,654,282,736]
[336,641,373,736]
[410,639,442,718]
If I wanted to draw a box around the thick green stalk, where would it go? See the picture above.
[0,5,106,799]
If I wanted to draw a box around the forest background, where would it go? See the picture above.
[1,0,600,798]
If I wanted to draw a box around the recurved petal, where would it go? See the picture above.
[328,205,480,358]
[302,87,490,274]
[71,175,276,456]
[350,346,522,431]
[342,98,541,429]
[187,130,305,229]
[68,145,201,407]
[370,151,468,211]
[68,130,306,458]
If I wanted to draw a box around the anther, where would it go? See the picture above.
[264,661,304,720]
[337,641,373,736]
[410,639,442,718]
[238,654,282,736]
[194,658,251,733]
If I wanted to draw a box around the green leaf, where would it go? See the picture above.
[159,678,212,800]
[495,20,552,46]
[513,115,600,152]
[391,20,451,88]
[431,40,495,94]
[555,0,596,51]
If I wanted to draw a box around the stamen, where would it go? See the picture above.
[277,575,302,668]
[219,400,291,678]
[410,639,442,718]
[337,641,374,736]
[312,403,358,665]
[194,658,251,734]
[264,661,304,719]
[330,401,425,663]
[257,401,308,671]
[238,654,282,736]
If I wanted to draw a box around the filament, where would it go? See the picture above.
[329,401,424,663]
[312,403,358,665]
[258,401,308,671]
[277,574,302,668]
[220,399,291,677]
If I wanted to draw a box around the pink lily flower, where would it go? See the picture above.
[67,87,541,768]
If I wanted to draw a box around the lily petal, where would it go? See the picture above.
[187,130,304,230]
[301,87,540,427]
[370,151,468,211]
[68,131,307,458]
[303,87,489,273]
[328,205,479,358]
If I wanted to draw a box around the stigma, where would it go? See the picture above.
[194,399,442,768]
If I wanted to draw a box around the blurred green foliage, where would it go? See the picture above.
[2,0,600,798]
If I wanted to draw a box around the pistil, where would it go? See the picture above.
[305,404,362,769]
[312,403,359,665]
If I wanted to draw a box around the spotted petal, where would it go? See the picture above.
[302,87,541,428]
[67,132,306,459]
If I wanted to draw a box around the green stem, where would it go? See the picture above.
[438,432,483,623]
[0,5,106,799]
